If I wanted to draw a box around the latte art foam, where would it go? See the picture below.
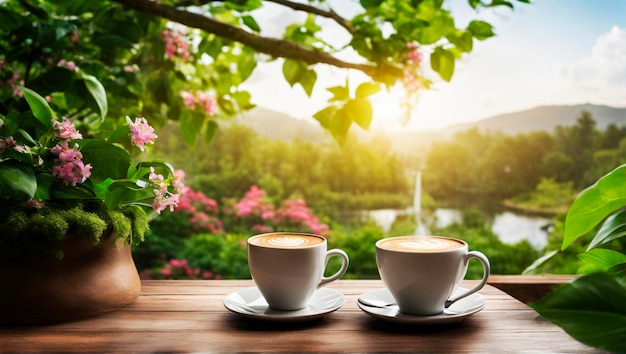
[378,236,464,253]
[249,234,324,248]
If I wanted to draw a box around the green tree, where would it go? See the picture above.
[0,0,529,144]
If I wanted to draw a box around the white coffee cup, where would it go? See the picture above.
[376,235,490,316]
[247,232,349,311]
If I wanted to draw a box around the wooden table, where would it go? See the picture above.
[0,280,595,352]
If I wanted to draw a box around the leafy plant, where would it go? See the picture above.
[531,164,626,352]
[0,85,182,258]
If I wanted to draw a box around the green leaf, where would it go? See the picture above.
[330,105,353,143]
[313,106,338,130]
[282,59,300,87]
[355,82,380,98]
[281,59,316,96]
[345,98,372,130]
[77,139,132,182]
[81,74,108,121]
[578,249,626,274]
[430,47,455,82]
[0,160,36,199]
[530,272,626,353]
[241,15,261,32]
[468,20,495,40]
[326,85,350,102]
[180,112,204,146]
[563,164,626,250]
[523,249,559,275]
[204,120,219,144]
[18,86,54,129]
[33,173,53,201]
[588,208,626,251]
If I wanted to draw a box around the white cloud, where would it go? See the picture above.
[559,26,626,106]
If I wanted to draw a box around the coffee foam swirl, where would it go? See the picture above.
[400,239,449,250]
[250,234,324,248]
[379,236,464,252]
[267,236,307,247]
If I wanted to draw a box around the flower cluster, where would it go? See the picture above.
[129,117,158,152]
[0,60,23,97]
[275,199,329,235]
[175,186,224,233]
[180,90,217,116]
[0,136,28,154]
[161,29,192,61]
[57,59,77,71]
[403,42,423,94]
[140,257,221,280]
[233,185,329,235]
[149,167,182,215]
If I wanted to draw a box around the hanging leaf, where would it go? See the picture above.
[430,47,455,82]
[530,272,626,353]
[355,82,380,98]
[18,86,54,129]
[81,74,108,121]
[345,98,372,130]
[468,20,495,40]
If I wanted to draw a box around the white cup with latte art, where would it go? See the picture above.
[247,232,349,311]
[376,235,490,316]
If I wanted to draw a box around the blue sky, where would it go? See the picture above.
[242,0,626,131]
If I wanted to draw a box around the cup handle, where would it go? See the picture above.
[445,250,490,307]
[318,249,349,288]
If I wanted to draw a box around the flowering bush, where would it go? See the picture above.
[0,86,182,258]
[140,256,221,280]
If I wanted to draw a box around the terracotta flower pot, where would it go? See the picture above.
[0,232,141,325]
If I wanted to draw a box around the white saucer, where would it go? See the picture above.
[357,287,485,325]
[224,287,346,322]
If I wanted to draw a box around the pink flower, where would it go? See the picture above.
[169,259,188,268]
[0,136,28,154]
[50,141,83,162]
[161,29,192,61]
[52,160,92,186]
[180,91,195,108]
[149,166,165,186]
[58,60,77,71]
[152,186,179,214]
[195,92,217,116]
[172,169,186,193]
[128,117,157,151]
[406,42,422,65]
[24,200,45,209]
[159,268,173,276]
[52,117,83,140]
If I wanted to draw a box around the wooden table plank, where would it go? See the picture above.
[0,280,597,353]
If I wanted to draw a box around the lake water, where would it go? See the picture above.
[364,208,552,250]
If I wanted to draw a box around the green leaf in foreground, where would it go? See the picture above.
[563,164,626,250]
[530,272,626,352]
[587,208,626,251]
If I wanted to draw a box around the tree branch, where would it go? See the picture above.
[172,0,355,34]
[264,0,355,34]
[112,0,385,77]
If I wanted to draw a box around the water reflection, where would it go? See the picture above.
[363,208,552,250]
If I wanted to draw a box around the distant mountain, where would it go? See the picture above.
[235,104,625,153]
[443,104,625,136]
[235,107,328,142]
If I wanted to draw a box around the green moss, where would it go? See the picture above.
[0,202,149,259]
